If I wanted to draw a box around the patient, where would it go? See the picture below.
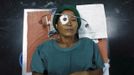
[31,5,104,75]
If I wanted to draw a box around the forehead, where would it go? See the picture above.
[61,10,75,16]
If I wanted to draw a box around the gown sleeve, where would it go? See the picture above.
[92,41,104,69]
[31,46,47,73]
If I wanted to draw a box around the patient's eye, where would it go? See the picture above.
[63,17,67,21]
[71,18,77,21]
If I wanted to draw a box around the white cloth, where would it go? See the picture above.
[103,63,110,75]
[77,4,108,39]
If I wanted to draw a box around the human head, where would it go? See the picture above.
[56,10,79,37]
[53,5,81,32]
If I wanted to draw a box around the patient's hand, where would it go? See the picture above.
[70,69,103,75]
[70,71,89,75]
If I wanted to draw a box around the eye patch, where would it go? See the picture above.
[59,15,69,25]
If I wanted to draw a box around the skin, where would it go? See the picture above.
[32,72,44,75]
[32,10,103,75]
[70,69,103,75]
[97,39,109,63]
[56,10,78,48]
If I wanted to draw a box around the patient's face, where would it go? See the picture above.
[56,10,78,37]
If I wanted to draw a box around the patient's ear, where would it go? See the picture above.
[56,24,57,28]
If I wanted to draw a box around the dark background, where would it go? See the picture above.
[0,0,134,75]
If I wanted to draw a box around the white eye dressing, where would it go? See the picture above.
[59,15,69,25]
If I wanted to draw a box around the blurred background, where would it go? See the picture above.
[0,0,134,75]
